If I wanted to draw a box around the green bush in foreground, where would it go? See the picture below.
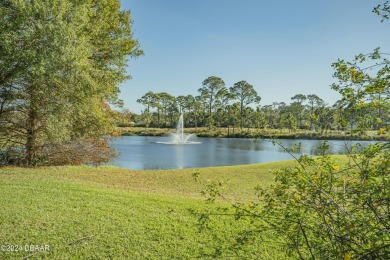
[195,141,389,259]
[258,142,389,259]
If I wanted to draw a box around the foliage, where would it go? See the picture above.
[198,76,226,128]
[0,0,141,166]
[279,112,297,132]
[373,1,390,22]
[43,138,117,166]
[0,137,116,166]
[331,48,390,133]
[229,80,261,129]
[255,141,390,259]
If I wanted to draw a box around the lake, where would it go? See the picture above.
[109,136,375,170]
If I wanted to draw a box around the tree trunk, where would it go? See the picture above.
[240,101,243,129]
[26,108,38,166]
[208,97,213,129]
[378,92,382,130]
[157,108,160,127]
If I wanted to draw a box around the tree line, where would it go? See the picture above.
[134,76,389,134]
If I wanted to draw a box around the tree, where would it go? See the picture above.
[116,108,135,127]
[262,104,278,128]
[182,95,196,126]
[253,106,266,130]
[242,107,257,130]
[226,102,240,135]
[156,92,176,127]
[214,87,234,128]
[192,96,204,128]
[137,92,156,114]
[0,0,142,165]
[229,81,261,129]
[273,102,287,129]
[198,76,225,129]
[137,91,156,127]
[291,94,307,128]
[291,94,307,104]
[331,48,390,133]
[176,95,187,114]
[279,112,297,132]
[314,106,334,134]
[307,94,324,130]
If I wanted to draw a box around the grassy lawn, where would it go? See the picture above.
[0,158,348,259]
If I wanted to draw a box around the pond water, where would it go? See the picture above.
[109,136,376,170]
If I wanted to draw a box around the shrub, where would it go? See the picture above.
[0,138,116,167]
[253,141,389,258]
[196,141,390,259]
[44,138,116,166]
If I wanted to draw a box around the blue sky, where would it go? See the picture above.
[120,1,390,113]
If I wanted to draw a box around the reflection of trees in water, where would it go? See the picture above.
[288,140,375,156]
[226,139,264,151]
[267,139,373,156]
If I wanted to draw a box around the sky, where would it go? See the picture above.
[120,0,390,113]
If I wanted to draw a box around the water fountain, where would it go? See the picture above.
[157,114,201,144]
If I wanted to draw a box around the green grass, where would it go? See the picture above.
[0,158,349,259]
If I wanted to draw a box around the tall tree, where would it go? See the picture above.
[137,91,157,127]
[226,102,240,135]
[290,94,307,128]
[179,95,196,126]
[262,105,277,128]
[158,92,176,127]
[137,92,155,115]
[229,81,261,129]
[198,76,225,129]
[279,112,297,132]
[0,0,142,165]
[176,95,186,114]
[291,94,307,104]
[214,87,234,128]
[306,94,324,130]
[188,96,203,128]
[253,106,266,129]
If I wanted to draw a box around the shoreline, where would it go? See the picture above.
[119,127,389,141]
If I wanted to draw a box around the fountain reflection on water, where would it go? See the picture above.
[157,114,201,144]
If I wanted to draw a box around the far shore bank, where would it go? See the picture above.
[118,127,389,141]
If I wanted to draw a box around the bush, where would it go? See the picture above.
[0,138,116,167]
[0,147,27,166]
[196,141,390,259]
[44,138,116,166]
[253,141,389,259]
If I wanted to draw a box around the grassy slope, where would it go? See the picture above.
[0,157,347,259]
